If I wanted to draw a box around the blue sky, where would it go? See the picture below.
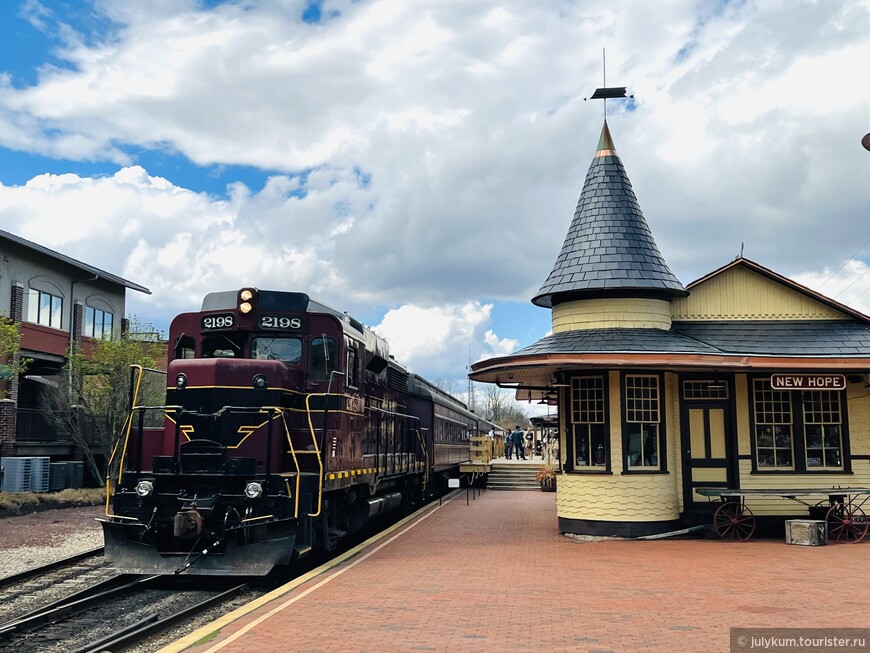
[0,0,868,411]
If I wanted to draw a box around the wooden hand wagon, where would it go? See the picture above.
[695,487,870,543]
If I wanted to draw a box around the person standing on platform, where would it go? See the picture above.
[512,426,526,460]
[487,427,495,459]
[505,430,514,459]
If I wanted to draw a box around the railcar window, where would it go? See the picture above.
[309,336,337,381]
[201,335,243,358]
[253,337,302,362]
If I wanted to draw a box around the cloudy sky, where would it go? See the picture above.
[1,0,869,406]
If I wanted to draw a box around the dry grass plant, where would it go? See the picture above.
[0,488,104,517]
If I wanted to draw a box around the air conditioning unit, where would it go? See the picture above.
[49,462,69,491]
[66,461,84,489]
[30,457,50,493]
[785,519,827,546]
[1,457,34,493]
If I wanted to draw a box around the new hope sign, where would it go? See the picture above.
[770,374,847,390]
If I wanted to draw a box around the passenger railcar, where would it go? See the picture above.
[100,289,482,575]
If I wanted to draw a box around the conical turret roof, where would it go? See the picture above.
[532,121,687,308]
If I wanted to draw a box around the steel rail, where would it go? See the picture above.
[71,582,249,653]
[0,546,105,591]
[0,574,158,636]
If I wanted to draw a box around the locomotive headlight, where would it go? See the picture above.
[175,373,188,390]
[244,482,263,499]
[252,374,268,390]
[135,480,154,497]
[239,288,256,313]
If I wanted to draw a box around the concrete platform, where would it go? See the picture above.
[161,489,870,653]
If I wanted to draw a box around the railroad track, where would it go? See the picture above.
[0,547,122,626]
[0,573,250,653]
[0,546,105,591]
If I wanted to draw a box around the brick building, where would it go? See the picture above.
[0,228,150,459]
[470,121,870,537]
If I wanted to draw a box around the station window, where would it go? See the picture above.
[752,379,794,469]
[26,289,63,329]
[570,376,608,470]
[803,391,843,469]
[752,379,845,472]
[623,374,664,471]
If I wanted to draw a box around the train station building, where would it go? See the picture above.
[469,121,870,537]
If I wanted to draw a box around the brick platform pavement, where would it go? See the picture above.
[164,490,870,653]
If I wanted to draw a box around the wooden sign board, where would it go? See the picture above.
[770,374,846,391]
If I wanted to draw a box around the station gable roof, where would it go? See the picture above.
[673,257,870,323]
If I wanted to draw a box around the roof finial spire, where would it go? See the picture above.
[602,48,607,122]
[584,50,634,121]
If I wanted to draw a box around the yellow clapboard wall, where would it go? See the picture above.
[552,297,672,332]
[671,265,848,321]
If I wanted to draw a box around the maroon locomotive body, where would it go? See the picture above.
[100,289,482,575]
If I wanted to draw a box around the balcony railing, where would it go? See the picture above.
[15,408,104,444]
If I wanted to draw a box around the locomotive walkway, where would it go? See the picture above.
[161,487,870,653]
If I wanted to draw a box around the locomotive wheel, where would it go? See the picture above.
[713,501,755,541]
[826,501,869,543]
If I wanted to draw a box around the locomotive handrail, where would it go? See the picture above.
[251,405,305,519]
[413,428,429,487]
[303,392,328,518]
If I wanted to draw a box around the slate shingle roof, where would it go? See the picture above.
[672,321,870,357]
[532,121,686,308]
[513,328,722,356]
[511,321,870,358]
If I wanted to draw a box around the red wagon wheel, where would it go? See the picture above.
[713,501,755,541]
[826,500,869,543]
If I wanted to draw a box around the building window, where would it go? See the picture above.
[85,306,114,339]
[803,391,842,469]
[624,374,663,471]
[752,379,794,469]
[570,376,608,469]
[27,289,63,329]
[682,380,728,400]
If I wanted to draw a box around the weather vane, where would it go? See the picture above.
[583,48,634,120]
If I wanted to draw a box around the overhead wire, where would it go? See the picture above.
[818,235,870,289]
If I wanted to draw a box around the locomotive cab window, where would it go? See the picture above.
[309,336,337,381]
[345,339,359,389]
[174,335,196,360]
[253,337,302,362]
[201,335,243,358]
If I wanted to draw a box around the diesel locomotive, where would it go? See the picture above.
[99,288,488,575]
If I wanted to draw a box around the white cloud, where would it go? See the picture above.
[0,0,869,383]
[371,302,497,375]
